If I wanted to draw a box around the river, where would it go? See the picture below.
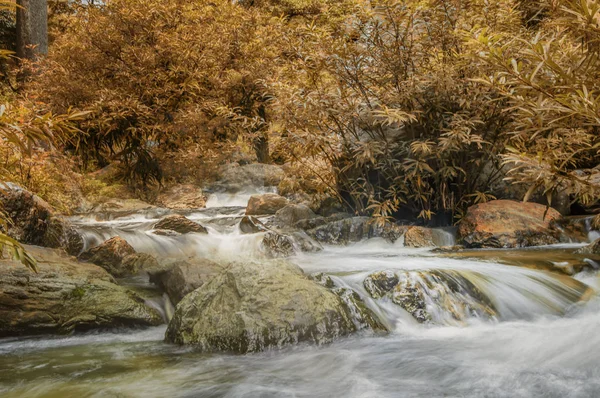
[0,202,598,398]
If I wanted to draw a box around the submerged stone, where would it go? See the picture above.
[364,271,399,299]
[153,214,208,234]
[364,270,497,324]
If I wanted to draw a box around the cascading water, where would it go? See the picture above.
[0,199,599,397]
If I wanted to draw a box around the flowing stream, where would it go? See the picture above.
[0,202,599,397]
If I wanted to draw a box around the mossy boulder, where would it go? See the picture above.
[165,260,371,353]
[0,246,163,337]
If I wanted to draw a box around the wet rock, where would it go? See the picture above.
[246,193,289,216]
[79,237,136,277]
[404,226,435,248]
[153,214,207,234]
[458,200,562,248]
[273,204,318,228]
[0,184,84,256]
[152,229,181,237]
[157,184,207,210]
[576,238,600,256]
[431,245,465,253]
[149,259,223,304]
[312,273,387,332]
[260,231,295,258]
[294,213,352,231]
[289,231,323,253]
[363,270,496,324]
[364,271,399,299]
[0,246,163,337]
[165,260,360,353]
[308,217,404,245]
[239,215,269,234]
[311,272,335,289]
[333,287,387,332]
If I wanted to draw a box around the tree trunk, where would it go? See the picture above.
[16,0,48,61]
[253,134,270,164]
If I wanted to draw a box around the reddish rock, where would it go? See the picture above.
[458,200,562,248]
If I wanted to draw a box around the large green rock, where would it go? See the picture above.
[0,246,163,337]
[165,260,369,353]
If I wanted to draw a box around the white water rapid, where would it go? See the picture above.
[0,201,599,398]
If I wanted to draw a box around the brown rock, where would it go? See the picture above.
[153,214,207,234]
[458,200,562,248]
[79,237,136,277]
[246,193,288,216]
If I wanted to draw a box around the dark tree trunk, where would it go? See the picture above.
[16,0,48,61]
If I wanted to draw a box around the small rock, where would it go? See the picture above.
[576,238,600,255]
[121,253,160,275]
[404,226,435,248]
[79,237,137,277]
[364,271,399,299]
[260,232,295,258]
[273,204,318,228]
[239,216,269,234]
[153,214,207,234]
[246,193,289,216]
